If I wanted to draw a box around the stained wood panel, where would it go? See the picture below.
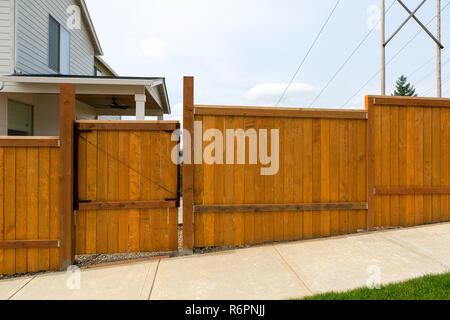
[0,145,60,275]
[75,122,180,255]
[369,97,450,228]
[193,107,368,248]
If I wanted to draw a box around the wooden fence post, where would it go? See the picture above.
[183,76,194,253]
[366,96,375,231]
[59,84,76,270]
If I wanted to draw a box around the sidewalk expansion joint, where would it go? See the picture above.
[7,275,37,300]
[272,246,314,295]
[147,259,161,300]
[380,233,450,270]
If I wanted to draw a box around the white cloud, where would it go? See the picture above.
[129,37,169,59]
[241,82,318,107]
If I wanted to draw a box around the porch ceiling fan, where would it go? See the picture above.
[109,98,132,110]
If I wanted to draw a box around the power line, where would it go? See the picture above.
[423,73,450,95]
[308,0,396,107]
[275,0,341,106]
[343,1,450,106]
[414,57,450,87]
[407,56,434,78]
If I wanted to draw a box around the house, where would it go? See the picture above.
[0,0,170,136]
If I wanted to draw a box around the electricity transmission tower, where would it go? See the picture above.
[381,0,443,96]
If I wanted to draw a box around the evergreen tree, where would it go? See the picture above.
[392,75,417,96]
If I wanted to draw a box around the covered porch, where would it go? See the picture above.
[0,75,171,136]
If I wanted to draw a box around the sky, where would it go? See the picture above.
[85,0,450,122]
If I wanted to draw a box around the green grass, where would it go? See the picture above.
[299,273,450,300]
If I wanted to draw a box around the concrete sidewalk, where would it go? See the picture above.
[1,222,449,300]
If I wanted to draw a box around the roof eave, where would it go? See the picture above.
[77,0,103,56]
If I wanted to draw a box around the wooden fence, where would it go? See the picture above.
[182,77,450,251]
[191,107,368,248]
[368,96,450,229]
[0,138,60,275]
[0,84,182,276]
[75,121,180,255]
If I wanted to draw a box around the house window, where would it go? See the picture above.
[94,66,103,77]
[8,100,34,136]
[49,16,71,74]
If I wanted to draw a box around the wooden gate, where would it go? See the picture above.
[74,121,180,255]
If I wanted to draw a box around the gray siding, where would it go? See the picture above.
[15,0,95,75]
[0,0,14,75]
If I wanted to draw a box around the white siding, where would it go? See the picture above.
[0,0,14,76]
[15,0,95,75]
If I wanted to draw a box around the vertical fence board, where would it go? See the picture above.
[140,131,151,252]
[96,131,108,254]
[107,131,119,253]
[26,148,39,272]
[293,119,304,240]
[431,108,441,223]
[381,106,391,227]
[244,117,256,245]
[86,131,98,254]
[38,148,50,271]
[234,117,245,246]
[15,148,27,273]
[214,117,225,247]
[76,133,87,254]
[329,121,340,236]
[414,107,424,225]
[303,119,313,239]
[224,116,235,247]
[283,119,294,241]
[128,132,140,252]
[390,106,400,227]
[49,148,60,270]
[423,108,433,224]
[159,132,169,252]
[4,148,15,274]
[312,120,322,238]
[118,131,130,253]
[273,118,284,242]
[320,120,330,237]
[203,116,215,247]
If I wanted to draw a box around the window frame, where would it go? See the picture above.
[60,25,71,75]
[48,15,71,74]
[48,15,60,72]
[7,99,34,137]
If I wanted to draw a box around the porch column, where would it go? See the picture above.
[135,94,146,120]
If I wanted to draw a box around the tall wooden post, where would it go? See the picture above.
[182,77,194,253]
[59,84,76,270]
[381,0,386,95]
[366,96,375,231]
